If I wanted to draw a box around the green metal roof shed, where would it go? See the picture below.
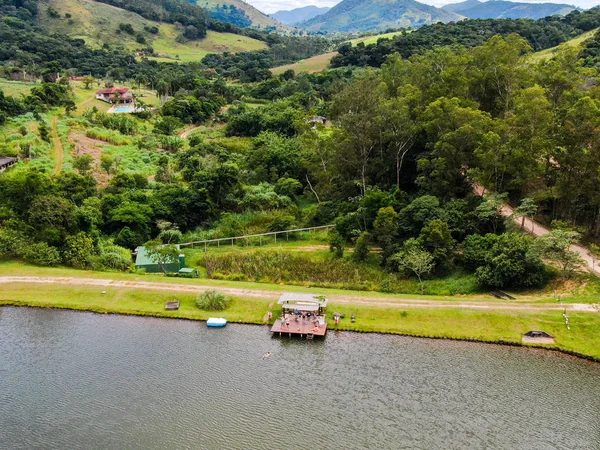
[134,245,183,273]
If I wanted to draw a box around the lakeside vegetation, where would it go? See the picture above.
[1,269,598,360]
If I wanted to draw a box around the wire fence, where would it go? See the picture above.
[179,225,336,250]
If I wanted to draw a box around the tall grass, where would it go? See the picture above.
[86,127,131,145]
[200,250,480,295]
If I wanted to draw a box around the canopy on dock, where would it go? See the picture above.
[277,293,328,312]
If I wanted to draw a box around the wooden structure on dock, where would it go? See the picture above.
[271,293,328,338]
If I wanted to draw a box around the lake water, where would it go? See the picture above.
[1,307,599,449]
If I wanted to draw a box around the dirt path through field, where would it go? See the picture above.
[473,184,600,275]
[179,126,201,139]
[1,276,597,313]
[51,116,64,175]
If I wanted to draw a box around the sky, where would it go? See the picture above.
[245,0,600,14]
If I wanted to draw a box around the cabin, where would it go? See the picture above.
[134,245,185,273]
[271,292,328,338]
[95,87,134,104]
[0,157,18,173]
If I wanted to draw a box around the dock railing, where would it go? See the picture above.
[179,225,336,251]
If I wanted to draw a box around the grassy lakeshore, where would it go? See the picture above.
[1,263,599,361]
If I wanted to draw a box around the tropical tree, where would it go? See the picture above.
[534,230,584,279]
[392,239,435,295]
[144,238,180,275]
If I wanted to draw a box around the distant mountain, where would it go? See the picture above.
[271,6,332,25]
[443,0,578,20]
[300,0,463,33]
[196,0,293,31]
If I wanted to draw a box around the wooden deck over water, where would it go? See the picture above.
[271,315,327,337]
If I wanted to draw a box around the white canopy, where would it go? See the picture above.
[278,292,328,310]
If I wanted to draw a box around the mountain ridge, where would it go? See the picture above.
[300,0,464,33]
[443,0,578,19]
[271,5,332,25]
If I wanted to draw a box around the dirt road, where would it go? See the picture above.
[178,126,201,139]
[1,276,597,313]
[473,184,600,275]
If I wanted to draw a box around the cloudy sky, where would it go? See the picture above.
[245,0,600,14]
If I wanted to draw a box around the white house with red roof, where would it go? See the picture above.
[95,87,134,104]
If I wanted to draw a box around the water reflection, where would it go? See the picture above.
[1,307,599,449]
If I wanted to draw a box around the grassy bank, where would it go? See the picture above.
[1,267,599,361]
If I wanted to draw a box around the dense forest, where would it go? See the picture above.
[331,8,600,68]
[0,0,599,294]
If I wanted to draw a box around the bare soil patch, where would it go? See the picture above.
[69,132,109,185]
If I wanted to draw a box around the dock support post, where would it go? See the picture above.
[275,233,277,244]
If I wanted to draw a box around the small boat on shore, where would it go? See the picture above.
[207,318,227,327]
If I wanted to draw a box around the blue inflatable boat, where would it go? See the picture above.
[207,318,227,327]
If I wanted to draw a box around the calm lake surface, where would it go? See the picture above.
[1,307,599,450]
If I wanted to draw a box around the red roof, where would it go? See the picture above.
[96,87,129,95]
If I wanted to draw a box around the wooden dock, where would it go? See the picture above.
[271,315,327,338]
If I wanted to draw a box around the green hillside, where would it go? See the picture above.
[39,0,267,62]
[301,0,463,33]
[531,27,598,62]
[196,0,293,32]
[270,31,406,75]
[270,52,338,75]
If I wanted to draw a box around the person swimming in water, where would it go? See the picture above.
[263,352,272,360]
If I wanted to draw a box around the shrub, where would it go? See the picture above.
[353,231,370,262]
[20,242,61,266]
[63,232,95,269]
[195,290,231,311]
[329,230,344,258]
[97,241,133,271]
[462,233,549,289]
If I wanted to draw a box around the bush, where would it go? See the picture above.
[353,231,370,262]
[329,231,344,258]
[195,290,231,311]
[96,241,133,271]
[63,232,95,269]
[20,242,61,266]
[462,233,549,289]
